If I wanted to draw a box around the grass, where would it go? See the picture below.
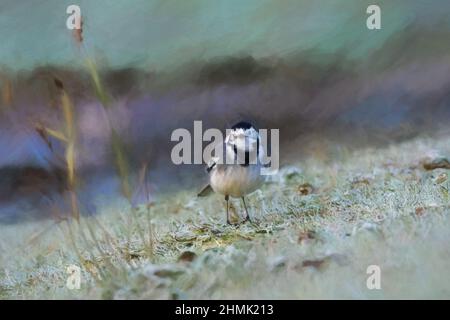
[1,131,450,299]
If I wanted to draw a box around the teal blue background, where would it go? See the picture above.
[0,0,448,71]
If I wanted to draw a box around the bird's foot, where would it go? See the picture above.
[243,215,252,223]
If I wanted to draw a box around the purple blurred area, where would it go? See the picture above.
[1,24,450,223]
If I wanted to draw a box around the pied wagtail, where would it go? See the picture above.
[198,121,265,224]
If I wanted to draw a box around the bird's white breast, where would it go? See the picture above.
[210,165,264,198]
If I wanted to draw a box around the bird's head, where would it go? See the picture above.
[225,121,261,164]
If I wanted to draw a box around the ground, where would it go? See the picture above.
[1,131,450,299]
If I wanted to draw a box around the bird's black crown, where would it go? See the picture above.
[231,121,256,131]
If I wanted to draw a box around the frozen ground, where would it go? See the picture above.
[1,131,450,299]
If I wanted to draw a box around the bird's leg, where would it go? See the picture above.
[241,196,251,222]
[225,195,231,225]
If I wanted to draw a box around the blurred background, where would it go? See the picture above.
[1,0,450,223]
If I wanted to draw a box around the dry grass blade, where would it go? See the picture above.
[86,59,110,107]
[42,127,68,143]
[1,77,13,108]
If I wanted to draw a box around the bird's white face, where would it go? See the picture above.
[225,127,260,155]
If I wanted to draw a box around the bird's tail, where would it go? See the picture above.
[197,184,213,197]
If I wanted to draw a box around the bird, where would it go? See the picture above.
[198,121,265,224]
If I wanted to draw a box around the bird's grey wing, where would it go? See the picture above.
[198,142,228,197]
[197,156,218,197]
